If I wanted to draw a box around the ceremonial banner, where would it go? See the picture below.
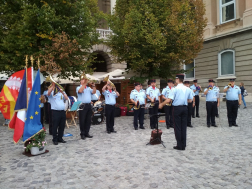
[23,69,43,142]
[0,68,32,119]
[9,69,28,143]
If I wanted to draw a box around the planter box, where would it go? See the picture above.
[30,146,46,155]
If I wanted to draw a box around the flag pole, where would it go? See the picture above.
[25,55,28,108]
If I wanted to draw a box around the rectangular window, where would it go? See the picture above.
[220,0,235,24]
[218,50,235,76]
[184,60,195,79]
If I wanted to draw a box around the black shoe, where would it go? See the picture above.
[216,114,219,118]
[173,146,183,150]
[192,116,195,118]
[207,124,210,128]
[58,139,66,143]
[196,115,200,118]
[107,131,111,134]
[170,125,174,128]
[167,126,170,129]
[139,127,145,129]
[81,135,86,140]
[187,125,193,128]
[85,134,93,138]
[244,107,247,109]
[211,125,218,127]
[111,130,117,133]
[49,132,52,135]
[53,141,58,145]
[229,124,232,127]
[135,127,138,130]
[232,124,238,127]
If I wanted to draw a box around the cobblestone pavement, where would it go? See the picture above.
[0,102,252,189]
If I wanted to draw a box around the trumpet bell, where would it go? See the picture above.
[133,101,140,110]
[45,75,65,93]
[103,75,116,89]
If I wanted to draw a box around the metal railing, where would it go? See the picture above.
[96,29,113,39]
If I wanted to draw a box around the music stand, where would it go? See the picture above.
[146,113,166,148]
[66,101,82,128]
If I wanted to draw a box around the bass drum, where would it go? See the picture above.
[92,113,104,125]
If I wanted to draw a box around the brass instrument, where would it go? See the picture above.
[40,95,46,103]
[103,75,116,90]
[45,74,65,94]
[196,86,202,93]
[228,82,232,87]
[133,101,140,110]
[208,85,213,90]
[166,100,172,106]
[151,98,156,106]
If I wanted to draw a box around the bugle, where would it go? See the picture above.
[228,82,232,87]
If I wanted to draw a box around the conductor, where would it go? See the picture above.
[159,74,193,150]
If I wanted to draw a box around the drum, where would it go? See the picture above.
[64,96,77,111]
[93,100,105,113]
[92,113,104,125]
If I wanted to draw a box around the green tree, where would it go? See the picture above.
[108,0,207,80]
[0,0,103,77]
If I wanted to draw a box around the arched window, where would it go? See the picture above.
[218,49,235,77]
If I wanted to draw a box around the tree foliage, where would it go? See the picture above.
[0,0,103,77]
[108,0,207,79]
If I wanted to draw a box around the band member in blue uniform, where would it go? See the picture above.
[161,79,174,129]
[224,78,241,127]
[204,79,219,127]
[77,73,96,140]
[159,74,193,150]
[102,82,120,134]
[130,82,146,130]
[48,82,69,145]
[184,81,195,127]
[190,79,201,118]
[91,89,101,104]
[146,79,161,129]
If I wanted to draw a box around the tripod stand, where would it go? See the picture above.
[146,113,166,148]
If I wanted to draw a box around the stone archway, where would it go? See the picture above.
[90,44,127,72]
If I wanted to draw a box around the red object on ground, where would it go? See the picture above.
[120,107,127,116]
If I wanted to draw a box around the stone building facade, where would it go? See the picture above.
[184,0,252,100]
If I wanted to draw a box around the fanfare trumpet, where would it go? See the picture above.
[103,75,116,90]
[228,82,232,87]
[133,101,140,110]
[208,85,213,90]
[165,100,172,106]
[151,98,156,107]
[196,86,202,92]
[45,75,65,94]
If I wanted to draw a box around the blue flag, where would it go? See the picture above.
[14,69,27,111]
[23,69,42,142]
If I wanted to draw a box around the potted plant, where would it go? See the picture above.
[24,127,47,155]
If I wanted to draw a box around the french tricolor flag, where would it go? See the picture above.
[9,68,32,143]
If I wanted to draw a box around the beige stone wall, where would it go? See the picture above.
[195,30,252,97]
[203,0,252,39]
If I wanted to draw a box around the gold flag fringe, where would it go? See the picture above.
[22,128,44,143]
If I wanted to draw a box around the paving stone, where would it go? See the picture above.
[0,102,252,189]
